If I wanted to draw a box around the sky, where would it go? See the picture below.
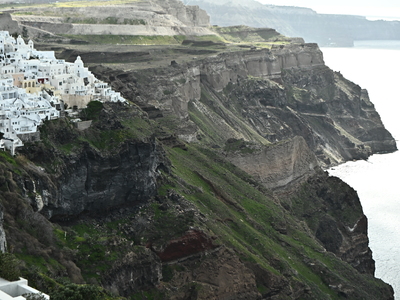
[256,0,400,20]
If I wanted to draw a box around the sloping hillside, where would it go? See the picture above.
[0,0,396,299]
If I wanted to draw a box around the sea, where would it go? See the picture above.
[321,40,400,298]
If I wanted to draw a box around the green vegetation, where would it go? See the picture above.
[51,283,120,300]
[159,143,391,298]
[80,101,103,121]
[78,117,154,151]
[55,224,118,280]
[0,151,17,166]
[0,16,392,297]
[0,253,21,281]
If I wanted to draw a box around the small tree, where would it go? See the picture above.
[22,26,29,39]
[80,101,103,121]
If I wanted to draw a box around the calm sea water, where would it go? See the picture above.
[322,41,400,298]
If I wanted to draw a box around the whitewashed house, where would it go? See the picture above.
[0,277,50,300]
[0,30,126,154]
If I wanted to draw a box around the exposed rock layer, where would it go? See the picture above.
[228,136,319,189]
[0,11,396,298]
[0,206,6,253]
[0,99,394,299]
[189,0,400,46]
[91,43,396,169]
[12,0,213,37]
[18,104,166,221]
[290,172,375,274]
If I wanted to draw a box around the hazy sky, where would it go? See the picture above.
[256,0,400,20]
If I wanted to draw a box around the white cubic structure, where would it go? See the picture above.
[0,30,126,154]
[0,277,49,300]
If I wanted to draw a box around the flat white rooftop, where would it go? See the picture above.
[0,277,49,299]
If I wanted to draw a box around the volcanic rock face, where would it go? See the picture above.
[102,249,162,297]
[290,172,376,274]
[227,136,318,189]
[154,0,210,27]
[0,13,20,35]
[0,18,395,297]
[52,142,159,219]
[93,43,396,170]
[17,104,166,221]
[153,229,217,262]
[12,0,213,37]
[0,206,6,253]
[175,247,260,300]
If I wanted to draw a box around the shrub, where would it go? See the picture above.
[23,293,47,300]
[50,283,104,300]
[0,253,21,281]
[80,101,103,121]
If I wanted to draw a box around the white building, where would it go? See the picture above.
[0,30,126,154]
[0,277,49,300]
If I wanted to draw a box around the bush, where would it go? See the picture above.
[50,283,103,300]
[80,101,103,121]
[0,253,21,281]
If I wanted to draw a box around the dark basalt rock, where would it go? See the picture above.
[102,249,162,297]
[17,103,166,221]
[150,229,218,262]
[0,31,395,298]
[47,140,160,221]
[92,43,396,169]
[0,206,6,253]
[291,171,376,274]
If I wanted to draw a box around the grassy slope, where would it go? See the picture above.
[0,3,393,298]
[0,97,391,298]
[163,144,389,299]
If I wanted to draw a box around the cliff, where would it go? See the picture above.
[90,43,396,168]
[189,0,400,46]
[0,13,20,36]
[0,2,397,298]
[11,0,214,38]
[0,38,395,299]
[0,115,394,299]
[16,103,165,221]
[0,206,6,253]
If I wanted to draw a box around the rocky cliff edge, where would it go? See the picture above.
[91,42,396,172]
[0,22,396,300]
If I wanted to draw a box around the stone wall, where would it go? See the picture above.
[75,120,92,131]
[18,132,41,143]
[63,94,93,109]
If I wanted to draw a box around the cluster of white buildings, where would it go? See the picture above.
[0,30,125,154]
